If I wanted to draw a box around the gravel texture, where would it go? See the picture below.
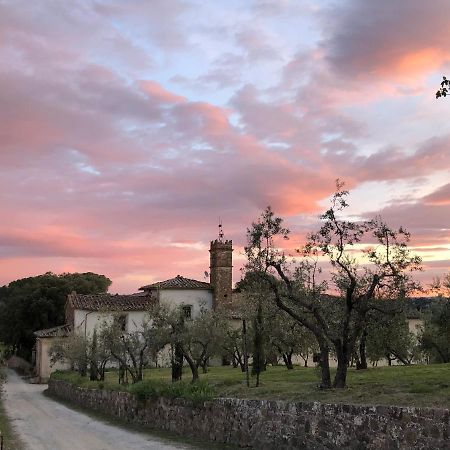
[3,369,195,450]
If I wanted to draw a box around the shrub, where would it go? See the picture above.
[129,379,215,404]
[51,370,84,384]
[129,379,164,400]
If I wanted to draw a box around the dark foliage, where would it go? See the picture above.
[420,300,450,363]
[436,76,449,98]
[0,272,111,360]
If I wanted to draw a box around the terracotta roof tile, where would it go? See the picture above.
[68,292,154,311]
[34,324,72,338]
[139,275,211,291]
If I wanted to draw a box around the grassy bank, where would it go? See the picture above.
[51,363,450,408]
[0,368,24,450]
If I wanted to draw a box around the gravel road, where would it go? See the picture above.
[2,369,197,450]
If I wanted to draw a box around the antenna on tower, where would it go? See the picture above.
[218,217,224,242]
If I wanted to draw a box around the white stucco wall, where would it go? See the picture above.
[71,289,212,338]
[73,310,149,337]
[158,289,213,318]
[408,318,423,335]
[36,338,70,382]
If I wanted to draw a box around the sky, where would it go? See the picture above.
[0,0,449,293]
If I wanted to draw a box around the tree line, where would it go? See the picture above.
[0,272,111,360]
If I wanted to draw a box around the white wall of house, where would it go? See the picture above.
[73,309,149,337]
[127,311,149,332]
[158,289,213,318]
[71,290,212,338]
[408,318,423,335]
[36,338,70,382]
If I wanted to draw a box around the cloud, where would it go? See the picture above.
[362,187,450,249]
[0,0,449,292]
[322,0,450,80]
[423,182,450,205]
[331,135,450,184]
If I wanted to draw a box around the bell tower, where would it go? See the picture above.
[209,222,233,310]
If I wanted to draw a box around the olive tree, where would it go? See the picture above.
[365,309,420,366]
[50,330,111,380]
[98,310,167,384]
[245,181,421,388]
[154,306,228,382]
[419,299,450,363]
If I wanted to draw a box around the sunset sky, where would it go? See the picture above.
[1,0,449,293]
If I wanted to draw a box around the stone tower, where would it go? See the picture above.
[209,237,233,310]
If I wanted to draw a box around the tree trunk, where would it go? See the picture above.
[79,361,87,377]
[390,350,411,366]
[118,363,127,384]
[356,330,368,370]
[183,353,199,382]
[234,348,246,372]
[252,302,266,377]
[316,343,331,389]
[171,343,183,382]
[137,364,144,382]
[89,362,99,381]
[99,360,108,381]
[266,352,278,366]
[333,351,349,388]
[354,352,361,370]
[282,352,294,370]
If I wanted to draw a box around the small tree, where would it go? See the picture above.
[236,272,269,385]
[50,332,111,379]
[157,306,228,382]
[237,271,317,371]
[99,310,166,384]
[251,299,265,386]
[269,313,317,369]
[419,299,450,363]
[222,327,246,372]
[88,328,112,381]
[365,308,419,366]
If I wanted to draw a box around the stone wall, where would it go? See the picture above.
[47,379,449,449]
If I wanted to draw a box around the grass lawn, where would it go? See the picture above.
[56,363,450,409]
[0,368,24,450]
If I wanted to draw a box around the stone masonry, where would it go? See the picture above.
[47,379,449,449]
[209,239,233,309]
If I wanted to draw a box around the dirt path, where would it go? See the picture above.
[2,369,197,450]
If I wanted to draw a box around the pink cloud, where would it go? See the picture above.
[423,183,450,205]
[138,80,186,104]
[0,0,449,293]
[322,0,450,81]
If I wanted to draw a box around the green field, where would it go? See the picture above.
[0,368,24,450]
[52,363,450,409]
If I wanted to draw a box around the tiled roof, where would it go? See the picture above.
[34,324,72,338]
[139,275,212,291]
[68,292,154,311]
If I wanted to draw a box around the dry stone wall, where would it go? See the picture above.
[47,379,449,449]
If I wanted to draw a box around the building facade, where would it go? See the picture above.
[34,237,234,382]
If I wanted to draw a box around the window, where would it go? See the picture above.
[182,305,192,320]
[115,314,127,332]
